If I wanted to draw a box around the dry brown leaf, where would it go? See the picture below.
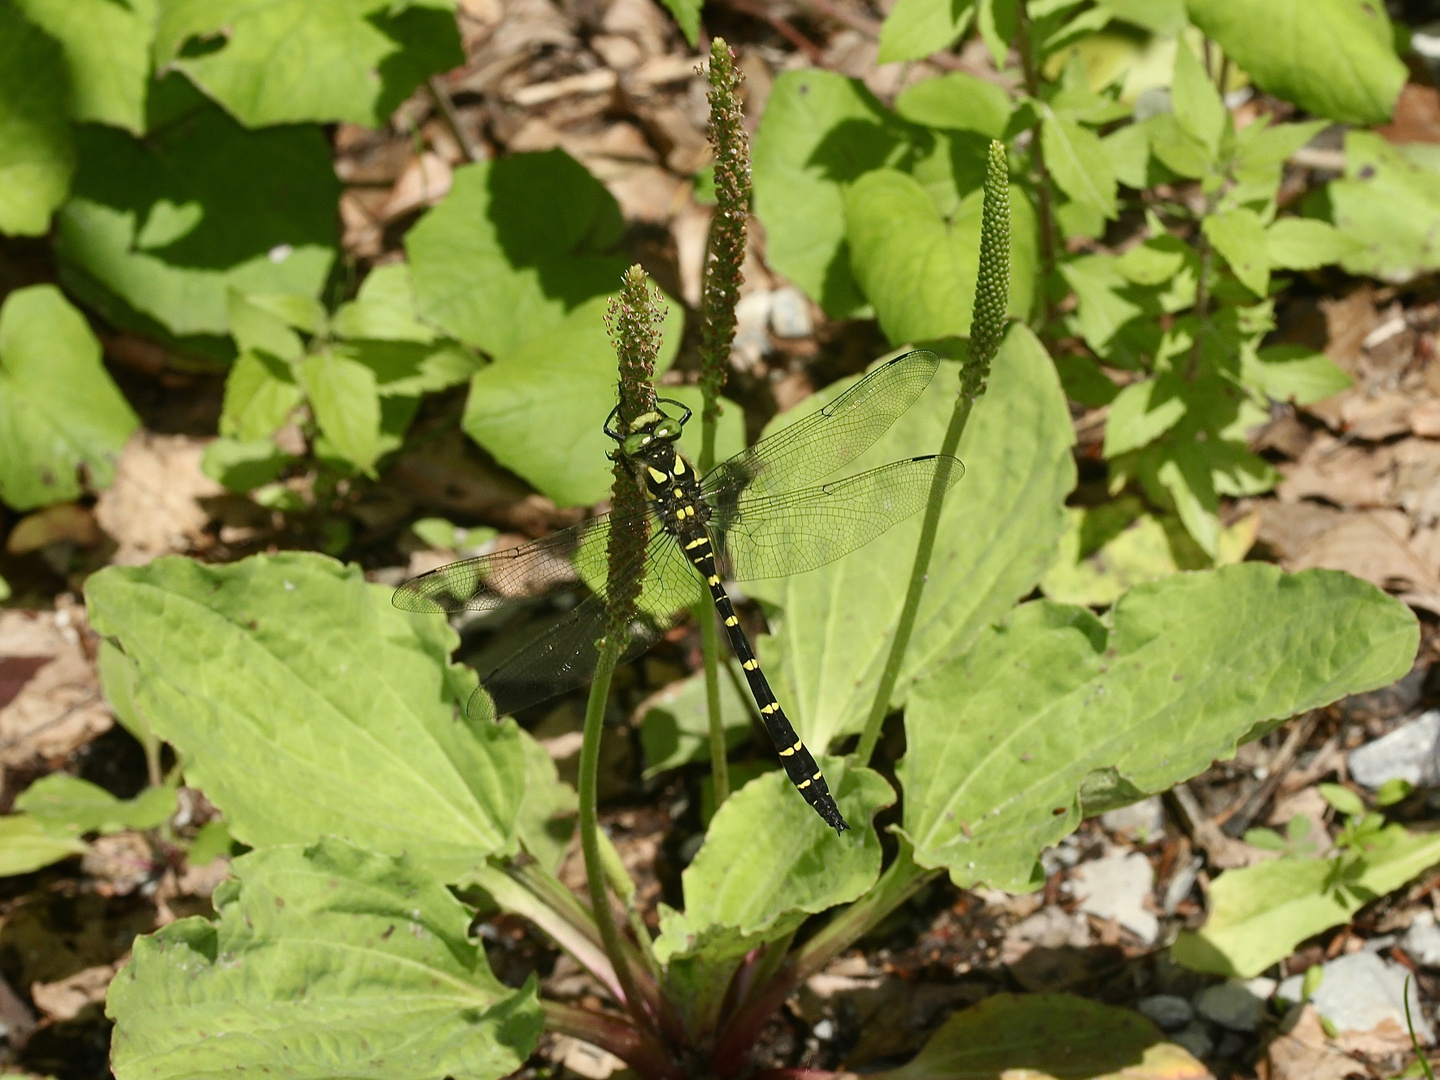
[1263,1006,1363,1080]
[1391,438,1440,523]
[1276,434,1393,508]
[5,503,101,555]
[1330,390,1414,440]
[1411,398,1440,437]
[600,0,671,61]
[81,832,158,896]
[30,963,118,1023]
[380,152,454,222]
[0,601,109,767]
[1321,287,1378,376]
[588,158,685,223]
[92,432,222,566]
[1282,507,1440,614]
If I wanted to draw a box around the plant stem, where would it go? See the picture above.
[541,1000,678,1080]
[578,639,654,1032]
[713,847,936,1076]
[854,399,970,763]
[855,141,1011,763]
[468,862,623,1000]
[695,36,749,812]
[1012,0,1056,330]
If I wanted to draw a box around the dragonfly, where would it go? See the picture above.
[394,349,962,834]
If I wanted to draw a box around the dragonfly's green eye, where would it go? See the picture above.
[655,418,683,440]
[621,432,650,456]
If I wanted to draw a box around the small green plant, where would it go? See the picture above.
[90,98,1423,1080]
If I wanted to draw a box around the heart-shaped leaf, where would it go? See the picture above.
[153,0,463,127]
[85,553,528,882]
[844,169,1036,345]
[899,565,1417,890]
[750,327,1074,752]
[108,838,543,1080]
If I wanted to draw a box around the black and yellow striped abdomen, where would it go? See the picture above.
[637,444,848,834]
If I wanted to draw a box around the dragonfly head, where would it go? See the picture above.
[604,398,691,460]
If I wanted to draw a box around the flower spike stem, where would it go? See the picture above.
[694,36,750,811]
[582,267,667,1034]
[855,140,1011,763]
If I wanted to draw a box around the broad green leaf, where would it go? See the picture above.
[1147,444,1220,556]
[0,573,8,601]
[1104,376,1186,457]
[0,814,87,876]
[85,553,528,882]
[1173,826,1440,978]
[153,0,463,127]
[460,294,688,508]
[752,71,910,319]
[844,169,1036,344]
[219,352,303,441]
[98,638,156,749]
[1100,0,1185,33]
[894,72,1012,139]
[187,820,232,864]
[340,339,480,398]
[201,437,293,493]
[1265,217,1356,270]
[1328,131,1440,282]
[975,0,1017,66]
[1041,504,1202,608]
[0,285,140,510]
[640,665,753,779]
[14,0,156,132]
[408,150,625,358]
[300,348,385,474]
[1145,112,1214,179]
[15,774,175,834]
[1169,38,1226,154]
[1203,207,1270,296]
[1041,113,1117,219]
[1060,255,1143,357]
[1053,354,1120,407]
[514,727,575,874]
[1103,120,1152,189]
[0,3,74,236]
[653,760,891,965]
[1188,0,1404,125]
[899,564,1418,890]
[878,0,976,63]
[872,993,1200,1080]
[227,291,304,361]
[657,0,701,44]
[1244,344,1351,405]
[751,329,1074,752]
[331,263,436,343]
[108,838,543,1080]
[55,80,338,337]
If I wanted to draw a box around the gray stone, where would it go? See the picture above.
[731,290,773,367]
[1275,972,1306,1008]
[1349,709,1440,789]
[1309,950,1434,1043]
[1070,850,1159,944]
[1195,979,1266,1032]
[1404,911,1440,968]
[1137,994,1193,1031]
[768,286,813,339]
[1162,855,1201,914]
[1172,1020,1213,1059]
[1101,796,1165,841]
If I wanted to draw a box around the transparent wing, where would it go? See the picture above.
[393,513,626,614]
[457,533,702,720]
[711,455,963,582]
[702,350,941,506]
